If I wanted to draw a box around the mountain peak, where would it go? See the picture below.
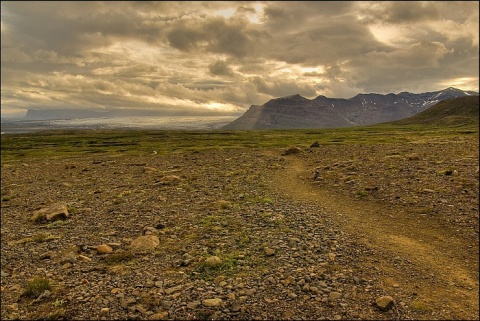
[284,94,308,100]
[267,94,310,104]
[444,87,462,91]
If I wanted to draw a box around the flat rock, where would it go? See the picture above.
[202,298,222,307]
[149,311,169,320]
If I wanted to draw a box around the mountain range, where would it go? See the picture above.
[222,87,479,130]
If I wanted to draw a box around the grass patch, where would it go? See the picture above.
[235,231,251,248]
[66,205,78,214]
[261,197,273,204]
[47,220,70,229]
[413,206,434,215]
[10,233,59,245]
[355,190,368,198]
[22,277,52,298]
[52,299,65,307]
[1,125,477,162]
[103,251,135,265]
[192,255,239,280]
[215,200,232,210]
[410,299,433,313]
[32,233,59,243]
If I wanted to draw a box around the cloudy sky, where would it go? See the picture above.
[1,1,478,117]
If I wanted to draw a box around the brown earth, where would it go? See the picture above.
[1,136,478,320]
[270,139,479,320]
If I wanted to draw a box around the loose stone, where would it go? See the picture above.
[376,296,395,311]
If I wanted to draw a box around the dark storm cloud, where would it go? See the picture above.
[166,15,268,58]
[266,20,392,65]
[209,60,235,77]
[1,1,478,116]
[358,1,441,24]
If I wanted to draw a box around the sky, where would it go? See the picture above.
[1,1,479,117]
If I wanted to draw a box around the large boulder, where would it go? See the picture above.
[130,235,160,254]
[31,202,69,222]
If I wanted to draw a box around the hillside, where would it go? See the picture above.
[390,96,479,126]
[222,87,478,130]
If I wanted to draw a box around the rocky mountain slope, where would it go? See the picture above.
[222,87,479,130]
[389,96,479,126]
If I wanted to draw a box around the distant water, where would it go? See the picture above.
[1,115,239,134]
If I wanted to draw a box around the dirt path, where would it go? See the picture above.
[270,154,479,320]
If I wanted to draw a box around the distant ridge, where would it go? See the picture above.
[222,87,479,130]
[389,96,479,126]
[23,108,240,121]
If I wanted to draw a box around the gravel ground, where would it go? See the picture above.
[1,137,478,320]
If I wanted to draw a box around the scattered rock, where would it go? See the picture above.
[59,251,77,265]
[310,141,320,148]
[204,256,222,266]
[2,141,477,321]
[40,252,54,260]
[329,291,342,301]
[406,153,420,161]
[157,175,182,185]
[231,302,241,312]
[264,247,276,256]
[164,284,183,295]
[130,235,160,254]
[149,311,169,320]
[187,301,201,309]
[143,226,159,236]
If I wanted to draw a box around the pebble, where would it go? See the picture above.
[329,292,342,301]
[149,311,169,320]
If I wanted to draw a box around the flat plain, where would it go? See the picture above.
[1,124,478,320]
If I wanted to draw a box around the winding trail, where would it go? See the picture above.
[270,154,479,320]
